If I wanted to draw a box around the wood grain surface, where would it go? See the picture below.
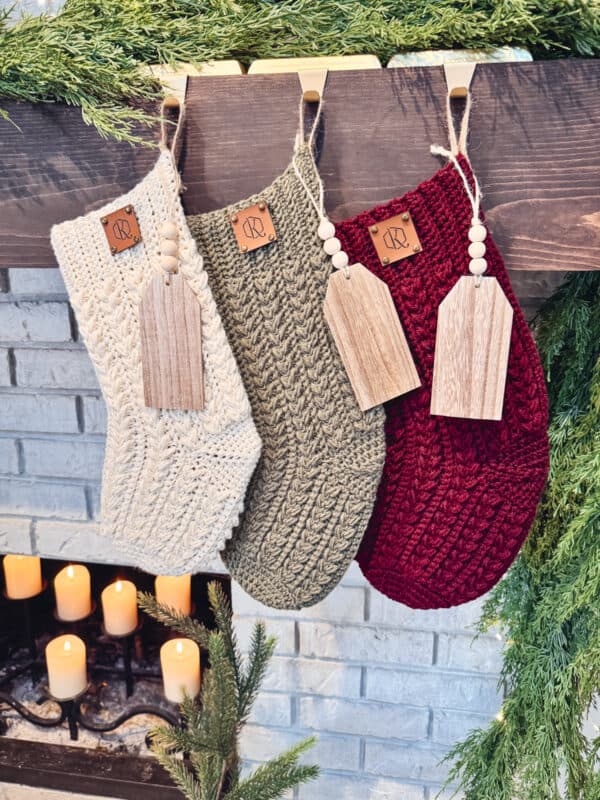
[0,738,178,799]
[139,273,204,410]
[430,276,513,421]
[324,263,421,410]
[1,59,599,269]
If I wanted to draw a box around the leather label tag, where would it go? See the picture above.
[368,210,422,266]
[230,201,277,253]
[101,205,142,255]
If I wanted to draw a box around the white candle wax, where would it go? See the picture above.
[45,634,87,700]
[3,554,42,599]
[101,579,138,636]
[54,564,92,621]
[160,638,201,703]
[155,574,192,615]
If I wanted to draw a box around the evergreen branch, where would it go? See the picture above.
[137,591,211,647]
[202,632,239,758]
[152,745,203,800]
[150,722,198,755]
[191,751,223,800]
[239,622,276,723]
[138,579,316,799]
[207,581,242,693]
[151,715,221,756]
[224,737,319,800]
[447,272,600,800]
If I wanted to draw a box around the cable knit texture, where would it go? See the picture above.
[187,144,386,609]
[336,155,549,609]
[51,150,261,576]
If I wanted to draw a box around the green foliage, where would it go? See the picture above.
[444,272,600,800]
[1,0,600,142]
[138,581,318,800]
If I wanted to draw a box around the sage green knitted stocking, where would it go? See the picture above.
[188,139,385,609]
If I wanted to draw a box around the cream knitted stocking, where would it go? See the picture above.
[51,149,261,575]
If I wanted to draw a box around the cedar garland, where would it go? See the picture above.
[1,0,600,142]
[446,271,600,800]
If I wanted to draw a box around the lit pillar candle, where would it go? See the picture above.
[45,634,87,700]
[54,565,92,621]
[101,579,138,636]
[155,574,191,615]
[3,555,43,599]
[160,638,201,703]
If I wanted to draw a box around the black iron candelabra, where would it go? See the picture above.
[0,588,180,742]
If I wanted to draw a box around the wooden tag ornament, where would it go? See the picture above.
[139,222,204,411]
[324,262,421,411]
[430,276,513,421]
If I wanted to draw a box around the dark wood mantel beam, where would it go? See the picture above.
[1,59,599,270]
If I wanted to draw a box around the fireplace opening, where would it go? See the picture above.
[0,557,230,799]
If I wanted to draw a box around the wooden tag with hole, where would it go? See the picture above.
[139,274,204,410]
[430,276,513,421]
[323,263,420,411]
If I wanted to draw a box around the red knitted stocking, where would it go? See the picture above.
[335,156,549,609]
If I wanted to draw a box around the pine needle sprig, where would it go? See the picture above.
[238,621,275,724]
[137,591,212,647]
[206,581,242,694]
[225,738,319,800]
[153,745,204,800]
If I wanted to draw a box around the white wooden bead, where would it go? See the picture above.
[332,250,349,269]
[317,218,336,240]
[160,238,178,257]
[468,241,486,259]
[161,255,179,273]
[323,237,342,256]
[469,257,487,275]
[468,224,487,243]
[160,221,179,241]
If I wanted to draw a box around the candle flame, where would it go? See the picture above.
[64,639,72,653]
[67,565,74,578]
[176,640,184,655]
[115,580,123,592]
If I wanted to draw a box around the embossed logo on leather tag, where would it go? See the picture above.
[368,211,422,266]
[230,201,277,254]
[101,205,142,255]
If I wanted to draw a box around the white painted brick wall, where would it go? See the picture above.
[15,348,99,390]
[0,349,10,386]
[0,301,72,342]
[3,267,560,799]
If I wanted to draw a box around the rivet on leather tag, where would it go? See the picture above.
[230,201,277,254]
[101,205,142,255]
[369,211,422,267]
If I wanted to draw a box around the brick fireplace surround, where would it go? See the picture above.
[0,267,570,799]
